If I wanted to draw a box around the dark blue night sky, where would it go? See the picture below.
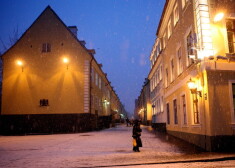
[0,0,165,115]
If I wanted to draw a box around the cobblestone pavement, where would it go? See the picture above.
[0,124,234,168]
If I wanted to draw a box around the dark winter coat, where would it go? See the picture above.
[132,124,142,147]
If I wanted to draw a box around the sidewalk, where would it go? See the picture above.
[0,124,234,168]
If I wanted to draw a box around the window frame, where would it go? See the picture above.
[168,19,172,39]
[173,99,178,125]
[42,43,51,53]
[226,19,235,53]
[166,102,170,125]
[173,3,179,26]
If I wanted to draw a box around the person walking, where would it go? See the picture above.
[126,118,130,127]
[132,120,142,152]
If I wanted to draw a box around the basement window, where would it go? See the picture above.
[40,99,49,106]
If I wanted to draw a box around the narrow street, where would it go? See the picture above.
[0,124,234,168]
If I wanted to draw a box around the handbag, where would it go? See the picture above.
[133,138,137,147]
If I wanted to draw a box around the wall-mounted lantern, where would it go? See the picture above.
[187,78,202,97]
[103,98,110,105]
[62,57,69,70]
[214,12,224,22]
[16,60,24,72]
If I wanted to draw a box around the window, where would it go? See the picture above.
[95,72,98,86]
[182,0,185,9]
[91,67,94,83]
[42,43,51,52]
[193,95,200,124]
[40,99,49,106]
[159,65,163,80]
[99,77,102,89]
[160,96,163,112]
[186,31,196,65]
[171,59,175,82]
[166,103,170,124]
[157,69,160,84]
[231,83,235,120]
[168,20,172,39]
[226,19,235,53]
[182,95,187,125]
[173,3,179,26]
[177,47,183,74]
[173,99,178,124]
[165,68,169,87]
[182,0,188,9]
[162,32,166,49]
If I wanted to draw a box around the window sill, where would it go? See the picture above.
[191,124,201,128]
[181,124,189,128]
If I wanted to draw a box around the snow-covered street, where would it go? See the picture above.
[0,124,235,168]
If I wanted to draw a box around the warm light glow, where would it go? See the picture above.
[187,79,196,90]
[63,57,69,64]
[214,12,224,22]
[16,60,23,66]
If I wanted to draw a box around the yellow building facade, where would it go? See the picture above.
[149,0,235,151]
[0,6,123,134]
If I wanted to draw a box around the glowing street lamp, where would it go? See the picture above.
[187,78,202,97]
[16,60,24,72]
[214,12,224,22]
[62,57,69,70]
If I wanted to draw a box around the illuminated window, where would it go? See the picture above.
[182,0,185,9]
[160,96,163,112]
[42,43,51,52]
[162,32,166,49]
[186,31,196,66]
[168,19,172,39]
[173,3,179,26]
[177,47,183,75]
[193,95,200,124]
[182,0,188,9]
[159,65,163,80]
[173,99,178,124]
[165,68,169,87]
[226,19,235,53]
[170,59,175,82]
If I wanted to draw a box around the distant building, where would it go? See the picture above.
[148,0,235,151]
[134,78,151,125]
[0,6,125,134]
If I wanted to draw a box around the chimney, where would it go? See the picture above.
[68,26,78,37]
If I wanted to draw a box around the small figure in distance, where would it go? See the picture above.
[126,118,130,127]
[132,119,142,152]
